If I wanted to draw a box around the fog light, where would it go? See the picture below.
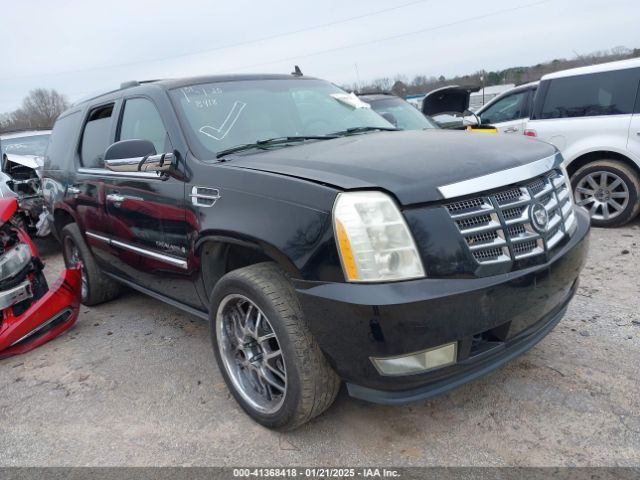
[371,342,457,376]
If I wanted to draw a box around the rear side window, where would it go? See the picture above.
[80,104,114,168]
[45,111,82,171]
[118,98,170,154]
[538,68,640,119]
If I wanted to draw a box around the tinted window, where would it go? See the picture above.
[45,112,82,170]
[80,104,114,168]
[539,68,639,119]
[479,90,529,124]
[118,98,170,154]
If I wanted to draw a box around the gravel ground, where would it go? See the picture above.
[0,219,638,467]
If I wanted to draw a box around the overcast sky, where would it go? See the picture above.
[1,0,639,113]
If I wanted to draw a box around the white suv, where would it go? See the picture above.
[526,58,640,227]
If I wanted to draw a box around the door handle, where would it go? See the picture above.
[106,193,144,206]
[504,127,519,133]
[106,194,125,203]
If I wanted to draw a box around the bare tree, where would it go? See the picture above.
[0,88,69,132]
[20,89,70,128]
[370,77,392,92]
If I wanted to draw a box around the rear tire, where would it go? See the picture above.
[209,262,340,430]
[571,160,640,228]
[61,223,122,305]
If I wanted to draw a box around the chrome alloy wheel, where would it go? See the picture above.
[575,171,630,221]
[216,294,287,414]
[63,237,88,300]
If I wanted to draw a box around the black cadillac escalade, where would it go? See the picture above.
[43,74,589,430]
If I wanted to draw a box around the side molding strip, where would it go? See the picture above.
[85,231,188,269]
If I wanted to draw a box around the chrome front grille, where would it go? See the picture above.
[445,169,577,265]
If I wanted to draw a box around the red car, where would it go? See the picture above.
[0,197,81,359]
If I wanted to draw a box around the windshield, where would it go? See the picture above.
[0,134,50,157]
[170,79,394,158]
[368,97,438,130]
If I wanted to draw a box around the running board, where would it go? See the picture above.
[103,272,209,320]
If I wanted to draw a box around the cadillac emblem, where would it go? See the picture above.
[530,202,549,233]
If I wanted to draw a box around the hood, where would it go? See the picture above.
[4,153,43,170]
[421,85,478,116]
[224,130,557,205]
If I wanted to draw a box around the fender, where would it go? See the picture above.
[195,231,301,278]
[564,143,640,168]
[52,202,80,234]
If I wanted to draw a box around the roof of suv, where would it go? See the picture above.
[74,74,319,107]
[156,73,315,89]
[542,57,640,81]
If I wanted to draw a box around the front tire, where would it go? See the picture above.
[61,223,122,305]
[571,160,640,227]
[209,262,340,430]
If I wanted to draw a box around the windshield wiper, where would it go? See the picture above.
[328,126,400,137]
[216,135,338,159]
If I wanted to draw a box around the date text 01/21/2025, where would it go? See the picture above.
[232,468,400,478]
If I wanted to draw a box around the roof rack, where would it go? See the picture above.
[356,91,394,96]
[119,79,162,89]
[73,79,163,106]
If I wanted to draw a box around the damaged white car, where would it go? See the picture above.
[0,130,51,236]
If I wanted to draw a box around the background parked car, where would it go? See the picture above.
[0,197,81,359]
[421,85,477,128]
[0,130,51,234]
[475,81,538,134]
[526,58,640,227]
[419,86,497,132]
[420,83,539,134]
[357,93,439,130]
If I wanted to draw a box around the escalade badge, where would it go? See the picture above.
[530,202,549,233]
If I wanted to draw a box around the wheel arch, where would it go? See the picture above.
[195,234,301,304]
[52,206,77,241]
[566,150,640,178]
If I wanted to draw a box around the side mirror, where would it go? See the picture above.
[105,139,156,160]
[462,109,480,126]
[104,139,174,173]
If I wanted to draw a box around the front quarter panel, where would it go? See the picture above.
[187,158,344,282]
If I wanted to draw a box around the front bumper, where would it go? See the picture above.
[0,268,81,359]
[295,208,590,403]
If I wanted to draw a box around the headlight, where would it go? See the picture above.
[0,243,32,282]
[333,191,425,282]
